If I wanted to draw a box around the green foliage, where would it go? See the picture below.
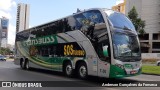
[128,6,146,35]
[0,47,13,55]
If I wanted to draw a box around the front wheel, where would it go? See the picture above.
[77,63,88,79]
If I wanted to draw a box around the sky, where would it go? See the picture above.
[0,0,124,45]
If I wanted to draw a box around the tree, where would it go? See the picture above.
[128,6,145,34]
[0,47,13,55]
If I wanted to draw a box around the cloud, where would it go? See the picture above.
[0,0,16,11]
[116,0,124,5]
[8,24,16,45]
[0,0,17,45]
[0,10,12,19]
[29,25,32,28]
[0,0,16,19]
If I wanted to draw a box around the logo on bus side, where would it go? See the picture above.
[64,44,85,56]
[25,35,57,46]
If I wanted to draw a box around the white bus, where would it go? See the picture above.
[14,8,141,79]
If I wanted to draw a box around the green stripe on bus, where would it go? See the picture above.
[109,65,126,78]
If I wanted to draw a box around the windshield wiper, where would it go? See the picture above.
[123,26,132,31]
[121,50,131,54]
[113,26,133,31]
[117,56,136,62]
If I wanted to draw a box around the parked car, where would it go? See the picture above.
[0,55,6,61]
[157,60,160,66]
[9,55,14,59]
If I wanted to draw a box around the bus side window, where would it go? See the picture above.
[51,46,57,57]
[97,35,111,63]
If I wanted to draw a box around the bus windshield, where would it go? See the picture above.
[105,10,135,31]
[112,32,141,61]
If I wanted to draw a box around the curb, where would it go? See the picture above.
[142,73,160,76]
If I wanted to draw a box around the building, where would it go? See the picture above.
[0,17,9,48]
[112,0,126,14]
[125,0,160,53]
[16,3,30,33]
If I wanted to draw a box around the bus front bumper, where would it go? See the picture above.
[109,65,142,78]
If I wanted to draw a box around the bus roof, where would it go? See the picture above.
[17,8,112,34]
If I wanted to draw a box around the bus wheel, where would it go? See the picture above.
[20,59,25,69]
[64,62,73,77]
[25,60,30,70]
[77,63,87,79]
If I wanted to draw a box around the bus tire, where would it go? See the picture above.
[64,62,73,77]
[20,59,25,69]
[25,60,30,70]
[77,63,88,79]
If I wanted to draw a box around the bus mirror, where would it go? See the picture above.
[103,45,109,57]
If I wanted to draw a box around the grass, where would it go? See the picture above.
[142,65,160,75]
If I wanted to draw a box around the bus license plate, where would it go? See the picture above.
[130,70,136,74]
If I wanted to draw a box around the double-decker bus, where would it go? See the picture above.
[14,8,141,79]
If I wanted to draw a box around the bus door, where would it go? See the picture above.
[96,35,111,78]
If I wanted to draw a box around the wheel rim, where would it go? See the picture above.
[79,66,87,78]
[66,64,72,75]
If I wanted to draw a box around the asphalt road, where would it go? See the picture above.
[0,60,160,90]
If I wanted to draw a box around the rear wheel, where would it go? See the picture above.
[20,59,25,69]
[64,62,73,77]
[77,63,87,79]
[25,60,30,70]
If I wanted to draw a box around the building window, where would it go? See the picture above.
[153,42,160,49]
[138,34,149,40]
[153,34,158,40]
[140,42,149,53]
[152,51,160,53]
